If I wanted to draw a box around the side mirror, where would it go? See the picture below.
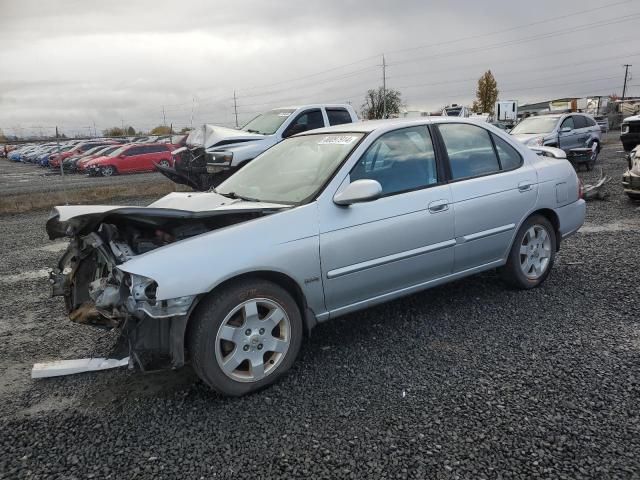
[333,179,382,206]
[560,127,572,134]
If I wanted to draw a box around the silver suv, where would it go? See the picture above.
[510,113,602,153]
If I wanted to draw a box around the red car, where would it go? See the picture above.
[84,143,175,176]
[49,141,116,169]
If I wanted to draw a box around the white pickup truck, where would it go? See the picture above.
[159,104,359,190]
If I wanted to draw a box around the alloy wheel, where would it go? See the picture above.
[101,166,115,177]
[215,298,291,383]
[519,225,552,279]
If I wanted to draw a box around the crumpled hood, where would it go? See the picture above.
[512,133,547,144]
[186,124,265,149]
[46,191,290,239]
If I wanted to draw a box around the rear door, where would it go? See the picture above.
[319,125,455,313]
[435,123,537,272]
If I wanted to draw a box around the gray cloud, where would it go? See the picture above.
[0,0,637,136]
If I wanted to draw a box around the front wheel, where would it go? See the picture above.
[158,159,171,169]
[501,215,556,289]
[188,279,303,396]
[101,165,116,177]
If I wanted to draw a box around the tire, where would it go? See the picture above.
[158,159,170,169]
[101,165,116,177]
[188,279,303,396]
[501,215,556,290]
[627,192,640,202]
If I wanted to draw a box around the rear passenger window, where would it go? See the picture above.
[350,126,438,196]
[585,116,597,127]
[438,124,500,180]
[326,108,352,126]
[573,115,587,129]
[492,134,522,170]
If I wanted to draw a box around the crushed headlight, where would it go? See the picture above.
[125,273,195,319]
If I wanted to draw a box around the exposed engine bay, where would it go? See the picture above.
[47,206,280,368]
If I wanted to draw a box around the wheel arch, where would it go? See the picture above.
[527,208,561,251]
[184,270,316,354]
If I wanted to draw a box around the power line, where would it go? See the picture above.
[384,0,631,58]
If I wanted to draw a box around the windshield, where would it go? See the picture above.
[216,132,364,204]
[511,116,560,134]
[98,145,121,155]
[241,109,296,135]
[109,145,129,157]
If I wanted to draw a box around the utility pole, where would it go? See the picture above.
[190,96,196,129]
[92,120,97,137]
[233,90,239,128]
[162,106,167,127]
[382,55,387,119]
[121,119,125,137]
[622,64,632,100]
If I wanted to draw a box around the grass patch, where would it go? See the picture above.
[0,182,184,214]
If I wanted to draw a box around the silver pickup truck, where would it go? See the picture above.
[158,104,359,190]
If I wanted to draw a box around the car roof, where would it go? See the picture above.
[300,116,495,135]
[270,104,354,111]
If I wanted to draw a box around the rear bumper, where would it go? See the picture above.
[556,199,586,239]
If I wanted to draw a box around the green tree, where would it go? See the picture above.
[361,87,403,120]
[103,126,125,137]
[126,126,136,135]
[150,125,173,135]
[0,129,6,143]
[180,127,191,134]
[475,70,499,114]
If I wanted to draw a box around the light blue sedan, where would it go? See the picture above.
[47,118,585,396]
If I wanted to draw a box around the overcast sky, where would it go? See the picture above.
[1,0,638,136]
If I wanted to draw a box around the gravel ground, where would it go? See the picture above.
[0,133,638,479]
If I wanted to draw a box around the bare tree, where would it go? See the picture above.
[361,87,403,120]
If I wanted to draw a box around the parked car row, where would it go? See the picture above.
[4,134,187,176]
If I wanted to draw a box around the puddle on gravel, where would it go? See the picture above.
[0,269,50,284]
[580,221,640,233]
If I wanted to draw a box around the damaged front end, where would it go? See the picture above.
[623,146,640,199]
[49,224,196,369]
[47,203,279,370]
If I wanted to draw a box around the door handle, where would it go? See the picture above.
[518,181,533,192]
[428,199,449,213]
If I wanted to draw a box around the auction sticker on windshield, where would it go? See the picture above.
[318,135,359,145]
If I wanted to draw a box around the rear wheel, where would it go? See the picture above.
[188,279,303,396]
[501,215,556,289]
[101,165,116,177]
[158,159,170,168]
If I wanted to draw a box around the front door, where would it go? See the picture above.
[436,123,538,272]
[319,125,455,314]
[557,116,579,151]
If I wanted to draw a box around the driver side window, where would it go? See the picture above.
[349,126,438,196]
[283,109,324,137]
[561,117,575,131]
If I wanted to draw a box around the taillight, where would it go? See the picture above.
[578,179,584,199]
